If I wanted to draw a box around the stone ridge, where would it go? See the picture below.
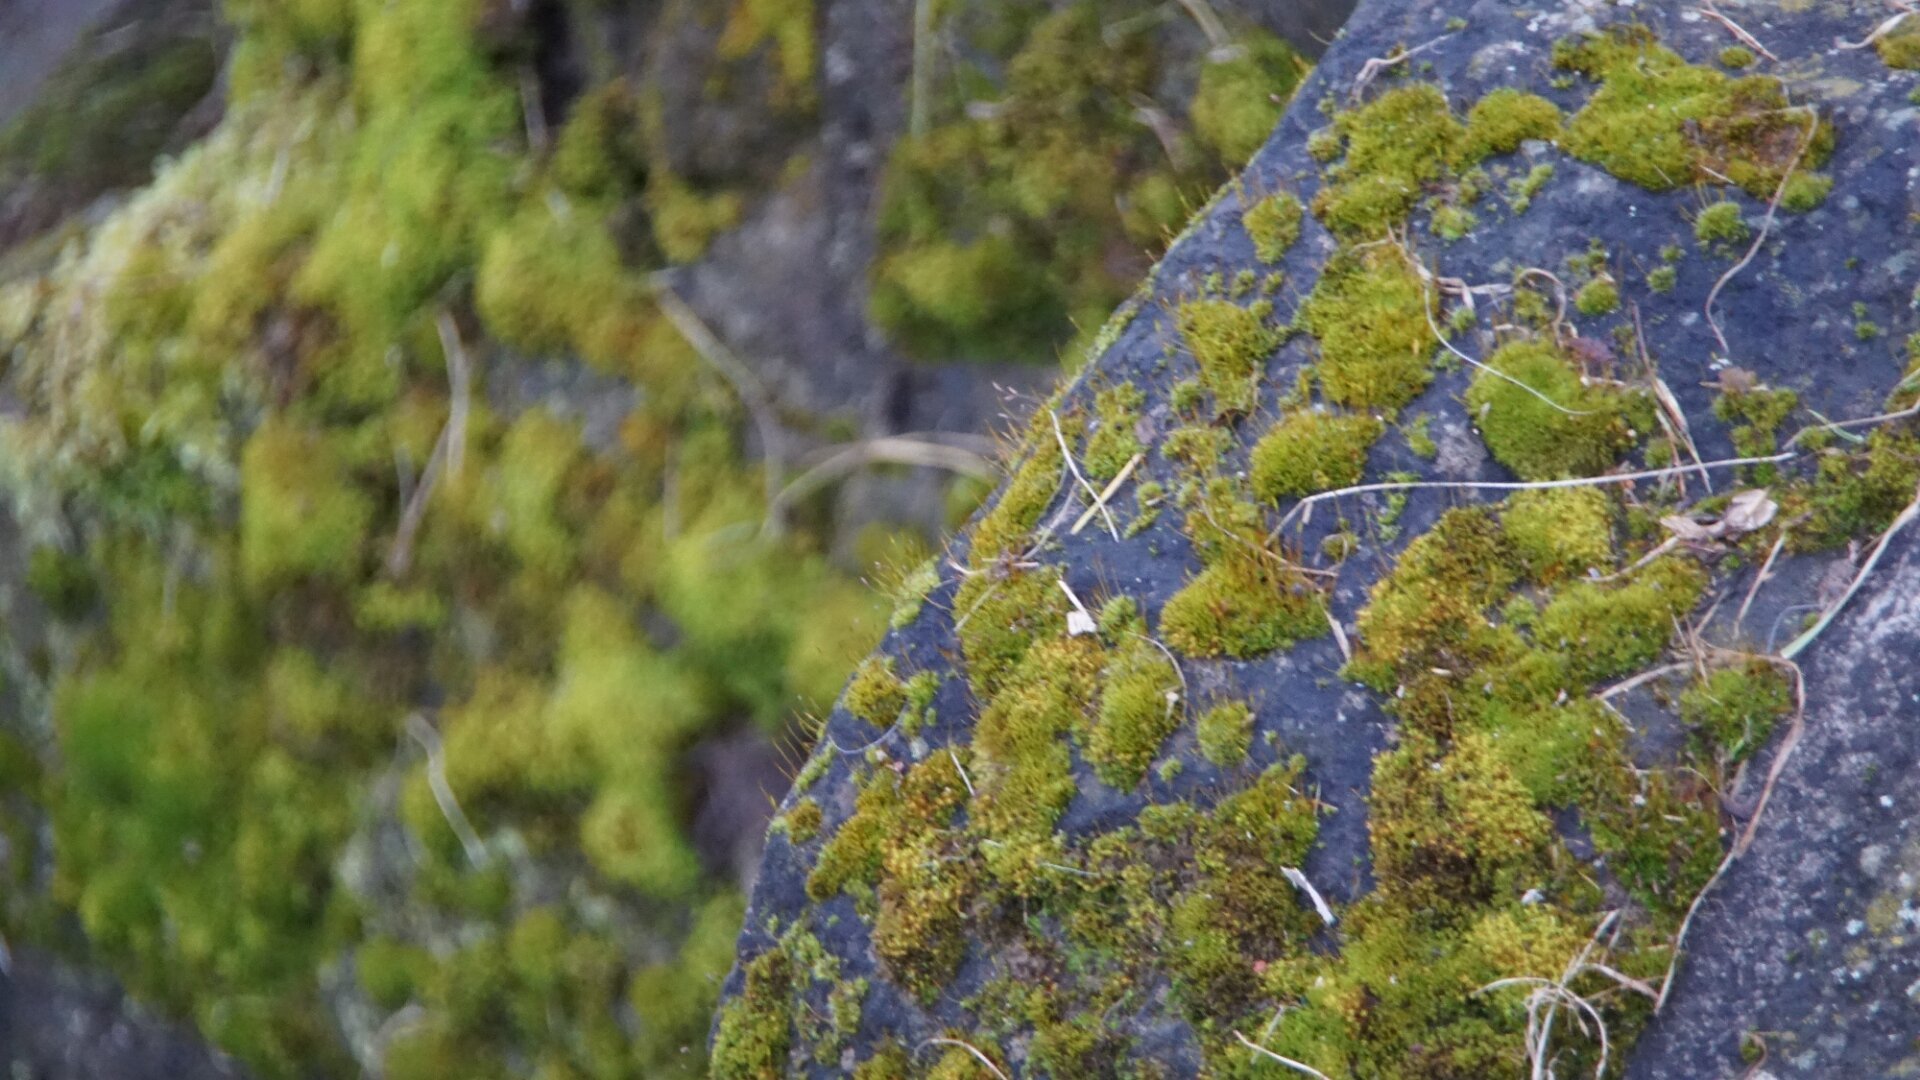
[716,1,1920,1076]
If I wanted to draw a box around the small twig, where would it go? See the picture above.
[1732,532,1787,637]
[1174,0,1232,49]
[435,310,471,480]
[1233,1031,1333,1080]
[1596,662,1691,701]
[650,278,789,532]
[1270,452,1798,539]
[1704,107,1820,360]
[387,420,450,578]
[405,712,490,870]
[1697,2,1780,61]
[1836,7,1915,50]
[917,1038,1011,1080]
[1072,452,1145,535]
[1051,411,1118,539]
[1781,480,1920,660]
[767,436,998,525]
[1351,35,1454,101]
[948,748,976,797]
[1282,866,1338,926]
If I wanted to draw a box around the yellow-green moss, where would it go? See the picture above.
[1196,701,1254,766]
[844,657,908,728]
[1083,382,1146,483]
[239,418,374,587]
[1789,429,1920,551]
[1298,247,1438,410]
[971,636,1103,844]
[1501,487,1615,583]
[1175,298,1279,416]
[969,430,1065,563]
[1533,558,1707,683]
[1574,277,1620,316]
[1249,410,1382,501]
[1347,507,1518,686]
[1159,554,1327,659]
[1461,89,1563,160]
[710,947,794,1080]
[1555,26,1832,199]
[1245,191,1305,263]
[1681,662,1791,762]
[1086,639,1182,789]
[1877,19,1920,69]
[1192,35,1307,163]
[1312,84,1466,237]
[1719,45,1756,69]
[779,799,823,844]
[955,568,1062,698]
[1465,339,1645,480]
[1694,200,1749,248]
[1648,265,1678,293]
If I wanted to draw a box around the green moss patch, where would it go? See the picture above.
[1244,190,1305,263]
[1312,84,1466,237]
[1175,298,1280,416]
[1681,662,1792,763]
[1083,382,1146,483]
[1159,554,1327,659]
[1250,410,1382,501]
[1196,701,1254,766]
[1298,247,1438,410]
[1086,639,1183,789]
[1877,19,1920,69]
[845,657,908,727]
[1502,487,1616,583]
[1555,26,1832,198]
[1461,89,1563,160]
[1465,339,1646,480]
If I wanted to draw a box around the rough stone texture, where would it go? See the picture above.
[721,0,1920,1075]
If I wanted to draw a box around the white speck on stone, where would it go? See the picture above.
[1862,844,1889,876]
[1908,977,1920,1000]
[1848,919,1867,937]
[1882,794,1896,809]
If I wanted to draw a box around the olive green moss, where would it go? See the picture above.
[1159,554,1327,659]
[845,657,908,728]
[1719,45,1756,69]
[1575,277,1621,316]
[1083,382,1146,483]
[1192,35,1307,163]
[1789,429,1920,551]
[970,636,1104,846]
[1086,638,1183,789]
[710,948,794,1080]
[1249,410,1382,501]
[1877,19,1920,69]
[1312,84,1466,237]
[1715,383,1799,481]
[1695,200,1749,248]
[1461,89,1563,160]
[779,799,823,844]
[1465,339,1647,480]
[1648,265,1678,293]
[1502,487,1616,583]
[1506,162,1555,214]
[1555,26,1832,199]
[1244,191,1305,263]
[1298,247,1438,410]
[1196,701,1254,766]
[1175,298,1280,416]
[1681,662,1792,763]
[870,4,1304,363]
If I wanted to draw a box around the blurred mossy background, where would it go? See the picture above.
[0,0,1328,1074]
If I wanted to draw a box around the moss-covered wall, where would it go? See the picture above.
[717,1,1920,1076]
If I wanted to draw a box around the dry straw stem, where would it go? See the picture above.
[1703,106,1820,360]
[1836,5,1916,50]
[1696,2,1779,61]
[1051,410,1119,539]
[1233,1031,1334,1079]
[917,1038,1011,1080]
[1072,452,1145,534]
[650,277,789,528]
[767,434,998,525]
[405,712,490,870]
[386,309,470,577]
[1350,35,1454,100]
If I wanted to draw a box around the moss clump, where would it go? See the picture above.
[1555,26,1832,199]
[710,948,794,1079]
[1575,277,1620,316]
[1196,701,1254,766]
[955,569,1062,699]
[1347,507,1518,685]
[1298,247,1438,410]
[1312,84,1466,236]
[1249,410,1382,501]
[1192,35,1307,162]
[1502,488,1616,583]
[1429,203,1479,242]
[1244,191,1305,263]
[1085,639,1183,789]
[1083,382,1146,483]
[844,657,908,728]
[1694,200,1749,247]
[1461,89,1563,160]
[1465,339,1644,480]
[969,428,1066,563]
[240,418,374,587]
[1790,429,1920,551]
[1506,162,1555,214]
[1681,662,1792,762]
[1160,554,1327,659]
[780,799,823,844]
[971,636,1104,845]
[1715,383,1798,478]
[807,756,967,904]
[1648,265,1678,293]
[1719,45,1756,69]
[26,546,99,620]
[1533,558,1707,683]
[1175,298,1279,415]
[1876,19,1920,69]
